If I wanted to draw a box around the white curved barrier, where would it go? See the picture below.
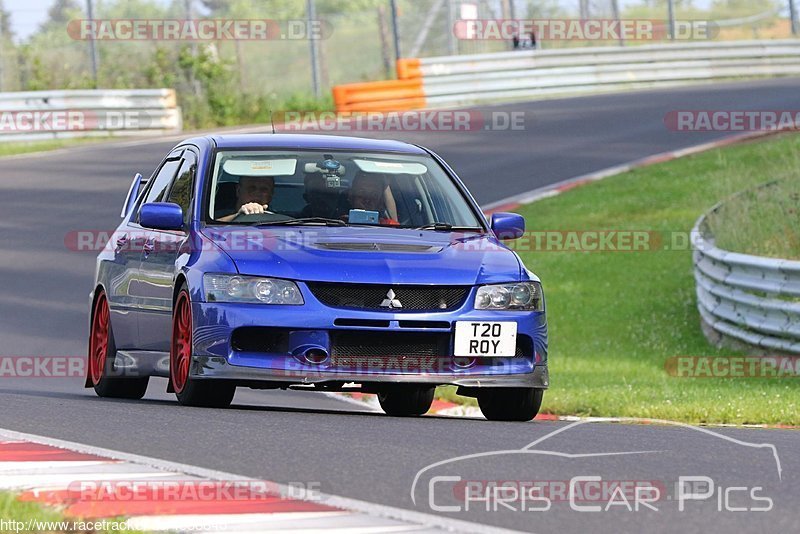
[693,182,800,354]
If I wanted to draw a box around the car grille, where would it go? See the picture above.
[307,283,469,311]
[330,331,449,362]
[329,331,525,371]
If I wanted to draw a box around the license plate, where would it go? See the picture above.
[454,321,517,357]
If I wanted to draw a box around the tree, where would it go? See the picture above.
[0,0,12,39]
[42,0,82,30]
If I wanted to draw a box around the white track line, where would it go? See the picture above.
[0,427,521,534]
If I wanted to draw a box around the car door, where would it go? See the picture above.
[104,178,148,350]
[138,149,197,351]
[128,150,184,349]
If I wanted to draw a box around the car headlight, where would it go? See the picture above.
[475,282,543,311]
[204,274,304,305]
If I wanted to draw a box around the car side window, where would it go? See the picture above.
[167,152,197,226]
[144,159,182,204]
[133,158,182,226]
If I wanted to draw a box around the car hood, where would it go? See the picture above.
[202,226,523,285]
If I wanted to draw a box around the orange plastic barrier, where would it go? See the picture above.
[332,58,426,112]
[396,58,422,80]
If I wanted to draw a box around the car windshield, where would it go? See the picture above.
[206,149,484,229]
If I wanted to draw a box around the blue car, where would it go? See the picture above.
[86,134,548,421]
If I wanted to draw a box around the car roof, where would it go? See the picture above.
[194,133,428,154]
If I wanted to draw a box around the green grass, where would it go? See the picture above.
[0,138,114,158]
[436,385,477,407]
[708,174,800,260]
[1,492,65,530]
[438,133,800,425]
[0,491,144,533]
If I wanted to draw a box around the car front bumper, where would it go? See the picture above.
[188,288,549,389]
[191,354,549,389]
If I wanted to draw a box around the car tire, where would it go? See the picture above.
[377,386,435,416]
[478,388,543,422]
[171,284,236,408]
[88,291,149,400]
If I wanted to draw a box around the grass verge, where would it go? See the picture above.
[0,138,116,158]
[0,491,142,533]
[438,133,800,425]
[707,174,800,260]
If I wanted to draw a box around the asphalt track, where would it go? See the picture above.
[0,78,799,533]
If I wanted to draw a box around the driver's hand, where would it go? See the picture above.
[238,202,269,215]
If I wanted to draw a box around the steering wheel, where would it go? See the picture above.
[232,211,275,223]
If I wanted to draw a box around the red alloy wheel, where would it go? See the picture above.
[171,291,193,393]
[89,293,110,385]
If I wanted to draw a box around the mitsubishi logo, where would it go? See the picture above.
[380,289,403,309]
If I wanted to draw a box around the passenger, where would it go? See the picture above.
[300,174,344,219]
[217,176,274,222]
[346,173,399,225]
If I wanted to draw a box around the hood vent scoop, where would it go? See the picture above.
[315,242,442,253]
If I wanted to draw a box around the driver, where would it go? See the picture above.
[218,176,275,222]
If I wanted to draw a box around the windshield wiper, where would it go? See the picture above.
[415,222,483,232]
[255,217,347,227]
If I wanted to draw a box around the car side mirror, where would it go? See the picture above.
[140,202,184,231]
[490,212,525,240]
[121,173,144,218]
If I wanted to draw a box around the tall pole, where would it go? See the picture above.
[377,5,393,78]
[307,0,320,98]
[611,0,623,46]
[389,0,401,61]
[184,0,201,97]
[86,0,99,87]
[667,0,676,41]
[446,0,456,55]
[790,0,798,36]
[0,13,4,91]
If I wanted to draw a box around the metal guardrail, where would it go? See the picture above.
[693,183,800,354]
[333,40,800,112]
[420,39,800,107]
[0,88,182,141]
